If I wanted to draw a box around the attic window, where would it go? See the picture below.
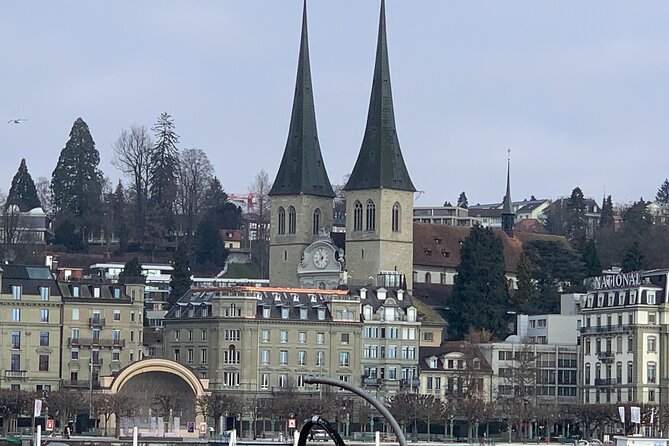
[442,251,450,258]
[434,238,442,244]
[424,249,432,256]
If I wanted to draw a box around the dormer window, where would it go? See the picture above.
[424,249,432,256]
[281,307,290,319]
[363,305,373,320]
[300,308,308,319]
[407,307,416,322]
[73,286,79,298]
[473,358,481,369]
[648,292,656,305]
[11,285,21,300]
[434,238,442,245]
[40,287,49,301]
[262,307,271,318]
[317,308,326,320]
[429,357,438,369]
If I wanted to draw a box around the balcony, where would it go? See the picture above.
[580,325,632,334]
[400,378,420,388]
[594,378,620,386]
[69,337,125,348]
[61,380,100,390]
[5,370,27,379]
[362,376,382,386]
[597,351,615,362]
[89,317,106,328]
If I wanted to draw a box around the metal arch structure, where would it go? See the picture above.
[297,415,346,446]
[303,376,407,446]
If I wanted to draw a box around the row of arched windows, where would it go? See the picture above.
[353,200,402,233]
[277,207,322,235]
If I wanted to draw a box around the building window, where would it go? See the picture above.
[366,200,376,231]
[392,202,401,232]
[262,307,271,318]
[12,308,20,322]
[648,336,657,352]
[429,357,438,368]
[12,285,22,300]
[341,333,350,345]
[224,372,240,387]
[260,373,270,390]
[648,363,656,383]
[202,329,207,341]
[261,349,270,365]
[225,330,241,341]
[73,286,79,297]
[317,333,325,344]
[313,208,322,235]
[353,201,363,231]
[261,330,270,342]
[298,332,307,344]
[278,207,286,235]
[40,332,49,347]
[40,287,49,301]
[281,307,289,319]
[11,331,20,349]
[278,374,288,388]
[201,349,207,364]
[628,336,634,352]
[316,351,324,366]
[280,331,288,343]
[300,308,308,320]
[40,309,49,323]
[71,349,79,360]
[187,348,194,363]
[425,272,431,283]
[584,363,591,384]
[298,351,306,366]
[72,308,79,320]
[279,350,288,365]
[288,206,296,234]
[174,348,180,362]
[39,355,49,372]
[317,308,325,320]
[224,345,240,364]
[339,351,350,367]
[112,349,120,361]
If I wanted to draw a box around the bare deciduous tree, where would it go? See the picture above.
[248,169,272,278]
[112,125,153,242]
[176,148,214,236]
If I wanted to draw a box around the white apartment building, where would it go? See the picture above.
[579,269,668,405]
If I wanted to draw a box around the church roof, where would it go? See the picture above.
[269,1,335,198]
[344,0,415,192]
[501,159,514,215]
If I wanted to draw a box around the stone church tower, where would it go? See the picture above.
[268,2,335,287]
[344,0,416,291]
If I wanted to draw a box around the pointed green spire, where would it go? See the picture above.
[501,151,515,237]
[269,0,335,198]
[345,0,415,192]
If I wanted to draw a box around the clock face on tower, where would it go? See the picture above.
[312,247,329,269]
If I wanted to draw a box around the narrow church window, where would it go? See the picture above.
[278,207,286,235]
[284,251,287,261]
[425,272,431,283]
[313,208,322,235]
[288,206,296,234]
[366,200,376,231]
[392,202,401,232]
[353,201,363,231]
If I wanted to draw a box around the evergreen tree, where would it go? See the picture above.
[169,244,192,308]
[457,192,468,209]
[51,118,104,234]
[581,239,602,277]
[53,219,83,252]
[111,182,129,252]
[622,241,646,273]
[6,159,41,212]
[119,257,144,283]
[149,112,179,231]
[599,195,614,229]
[656,179,669,205]
[448,225,510,338]
[202,177,242,230]
[622,199,652,236]
[512,253,536,314]
[545,199,567,236]
[524,239,586,313]
[566,187,587,246]
[194,219,229,275]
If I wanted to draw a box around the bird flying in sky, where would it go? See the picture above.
[7,118,28,124]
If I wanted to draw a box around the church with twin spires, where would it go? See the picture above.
[268,0,416,292]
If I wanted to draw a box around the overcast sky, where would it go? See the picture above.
[2,1,668,207]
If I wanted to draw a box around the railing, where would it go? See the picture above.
[597,351,615,361]
[61,379,101,389]
[362,376,382,386]
[594,378,621,386]
[400,378,420,387]
[4,370,27,379]
[69,337,125,348]
[89,317,106,327]
[580,325,632,334]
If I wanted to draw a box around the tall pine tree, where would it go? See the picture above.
[581,239,602,277]
[51,118,104,233]
[6,159,41,212]
[449,225,510,338]
[599,195,614,229]
[169,244,192,308]
[622,241,646,273]
[566,187,587,246]
[149,112,179,231]
[512,253,536,314]
[656,179,669,205]
[457,192,468,209]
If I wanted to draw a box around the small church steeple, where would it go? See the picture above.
[269,0,334,198]
[501,150,515,237]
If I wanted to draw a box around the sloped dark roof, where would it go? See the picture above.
[58,281,130,302]
[344,0,415,192]
[269,2,334,198]
[412,222,570,272]
[1,265,61,296]
[351,285,414,310]
[419,341,493,373]
[468,208,502,218]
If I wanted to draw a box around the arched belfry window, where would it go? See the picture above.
[366,200,376,231]
[353,201,363,232]
[392,202,401,232]
[278,207,286,235]
[313,208,322,235]
[288,206,296,234]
